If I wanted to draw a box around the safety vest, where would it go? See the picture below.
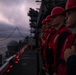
[42,28,56,72]
[48,26,72,72]
[58,34,75,75]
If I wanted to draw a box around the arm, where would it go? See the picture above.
[67,55,76,75]
[55,32,70,72]
[64,46,76,75]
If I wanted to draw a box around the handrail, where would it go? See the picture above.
[0,44,28,75]
[0,55,16,75]
[5,55,16,62]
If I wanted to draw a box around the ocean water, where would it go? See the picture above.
[0,38,23,61]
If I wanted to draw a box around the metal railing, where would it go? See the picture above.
[0,44,28,75]
[0,54,16,75]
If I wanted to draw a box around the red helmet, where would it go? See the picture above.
[46,15,52,21]
[42,19,47,24]
[65,0,76,11]
[51,6,65,17]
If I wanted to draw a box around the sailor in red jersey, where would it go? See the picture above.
[42,15,56,75]
[47,6,72,75]
[58,0,76,75]
[40,19,47,49]
[39,18,50,75]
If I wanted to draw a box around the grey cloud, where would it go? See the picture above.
[0,0,26,6]
[0,0,39,38]
[0,22,15,30]
[0,2,30,26]
[0,0,38,25]
[0,0,35,5]
[0,22,29,38]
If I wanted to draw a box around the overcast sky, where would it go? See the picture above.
[0,0,40,37]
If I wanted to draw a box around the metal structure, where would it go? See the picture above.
[36,0,67,28]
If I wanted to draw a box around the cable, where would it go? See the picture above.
[0,27,26,43]
[0,27,17,42]
[16,27,25,38]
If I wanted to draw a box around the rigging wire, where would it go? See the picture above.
[0,27,26,43]
[0,27,17,42]
[16,27,25,38]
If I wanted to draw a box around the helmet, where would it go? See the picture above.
[42,19,47,24]
[51,6,65,17]
[65,0,76,11]
[46,15,52,21]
